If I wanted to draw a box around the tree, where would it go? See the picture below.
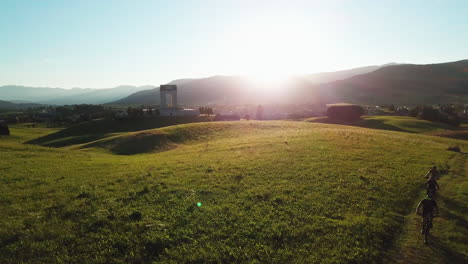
[327,104,364,121]
[409,105,421,117]
[0,121,10,135]
[419,106,439,122]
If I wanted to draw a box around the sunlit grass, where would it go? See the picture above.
[0,121,466,263]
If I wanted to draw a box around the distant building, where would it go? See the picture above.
[160,84,178,109]
[160,108,200,117]
[159,84,199,117]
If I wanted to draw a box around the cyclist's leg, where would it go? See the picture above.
[421,216,426,234]
[429,213,433,229]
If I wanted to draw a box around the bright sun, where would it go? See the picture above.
[244,71,291,90]
[222,17,324,90]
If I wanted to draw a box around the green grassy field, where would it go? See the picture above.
[1,121,467,263]
[26,116,211,148]
[306,116,459,134]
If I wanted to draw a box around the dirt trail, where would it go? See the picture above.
[390,153,468,264]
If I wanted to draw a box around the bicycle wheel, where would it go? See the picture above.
[422,216,430,244]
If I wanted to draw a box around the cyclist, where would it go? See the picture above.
[415,194,438,233]
[424,166,440,180]
[425,177,440,196]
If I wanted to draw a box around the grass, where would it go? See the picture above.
[1,121,467,263]
[427,130,468,141]
[391,153,468,263]
[79,122,262,155]
[26,116,211,147]
[306,116,459,134]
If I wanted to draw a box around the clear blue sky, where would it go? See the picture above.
[1,0,467,88]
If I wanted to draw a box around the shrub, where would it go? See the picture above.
[0,121,9,136]
[447,146,461,152]
[327,104,364,121]
[419,106,440,122]
[129,211,143,221]
[410,105,461,127]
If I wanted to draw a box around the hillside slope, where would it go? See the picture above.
[114,60,468,106]
[1,121,467,263]
[320,59,468,104]
[307,116,460,134]
[303,64,394,84]
[111,75,259,105]
[26,116,211,147]
[0,99,41,110]
[111,64,393,105]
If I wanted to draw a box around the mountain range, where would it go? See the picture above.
[114,60,468,105]
[318,60,468,104]
[0,85,155,105]
[2,60,468,107]
[111,64,396,106]
[0,65,386,106]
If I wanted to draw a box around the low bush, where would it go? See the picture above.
[447,145,461,152]
[327,104,364,121]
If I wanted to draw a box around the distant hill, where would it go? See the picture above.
[5,60,468,106]
[303,64,396,84]
[0,100,17,109]
[111,76,256,105]
[112,75,319,106]
[111,73,350,106]
[114,60,468,106]
[0,85,155,105]
[0,100,41,110]
[319,60,468,104]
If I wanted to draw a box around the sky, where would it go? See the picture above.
[1,0,467,88]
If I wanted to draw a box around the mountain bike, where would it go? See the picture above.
[421,214,433,244]
[426,187,437,198]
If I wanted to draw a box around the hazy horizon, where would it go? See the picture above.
[1,0,468,88]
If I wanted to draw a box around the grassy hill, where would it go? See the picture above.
[1,121,467,263]
[26,116,211,148]
[307,116,461,134]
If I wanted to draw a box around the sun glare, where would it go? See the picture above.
[222,16,327,89]
[244,71,291,91]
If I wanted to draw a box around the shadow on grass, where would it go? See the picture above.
[25,116,210,147]
[424,194,468,263]
[308,117,410,133]
[42,134,109,147]
[440,196,468,213]
[427,236,468,263]
[356,119,409,132]
[80,131,176,155]
[439,197,468,227]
